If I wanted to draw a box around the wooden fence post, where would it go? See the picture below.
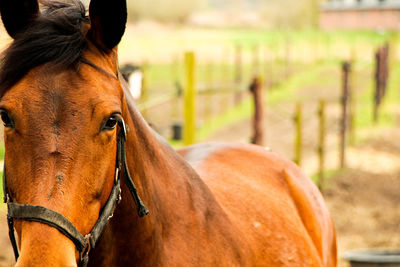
[249,76,264,146]
[340,61,351,169]
[184,52,196,146]
[294,103,303,166]
[318,100,326,191]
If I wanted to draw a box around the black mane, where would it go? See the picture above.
[0,0,89,95]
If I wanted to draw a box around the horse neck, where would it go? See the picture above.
[121,84,202,217]
[102,83,214,263]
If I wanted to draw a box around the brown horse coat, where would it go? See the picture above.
[88,79,337,267]
[180,143,336,266]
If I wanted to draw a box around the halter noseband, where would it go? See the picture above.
[2,117,149,267]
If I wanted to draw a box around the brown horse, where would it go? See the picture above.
[0,0,336,266]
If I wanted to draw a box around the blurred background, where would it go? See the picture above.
[2,0,400,266]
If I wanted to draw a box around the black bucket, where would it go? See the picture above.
[344,249,400,267]
[172,123,182,141]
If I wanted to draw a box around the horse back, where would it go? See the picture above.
[178,142,337,266]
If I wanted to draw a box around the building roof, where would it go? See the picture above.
[322,0,400,11]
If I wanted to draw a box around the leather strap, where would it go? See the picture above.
[3,167,19,260]
[2,167,9,203]
[5,176,121,266]
[117,118,149,217]
[7,215,18,260]
[7,202,88,252]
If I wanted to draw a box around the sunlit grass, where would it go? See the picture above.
[119,26,395,65]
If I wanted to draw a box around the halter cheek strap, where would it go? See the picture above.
[116,117,149,217]
[3,117,149,267]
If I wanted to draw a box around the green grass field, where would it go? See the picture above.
[119,26,396,65]
[130,27,398,104]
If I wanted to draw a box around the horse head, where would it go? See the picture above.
[0,0,142,265]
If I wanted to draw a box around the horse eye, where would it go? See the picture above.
[0,111,13,128]
[103,116,118,130]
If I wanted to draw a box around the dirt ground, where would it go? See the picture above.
[325,128,400,267]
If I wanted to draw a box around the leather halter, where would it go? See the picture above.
[2,117,149,267]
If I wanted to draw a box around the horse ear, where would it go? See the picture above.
[88,0,127,52]
[0,0,39,38]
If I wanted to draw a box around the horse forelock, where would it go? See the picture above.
[0,0,89,97]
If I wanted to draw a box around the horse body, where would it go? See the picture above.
[88,83,336,266]
[0,0,336,266]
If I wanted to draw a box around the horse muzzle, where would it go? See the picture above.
[13,221,79,267]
